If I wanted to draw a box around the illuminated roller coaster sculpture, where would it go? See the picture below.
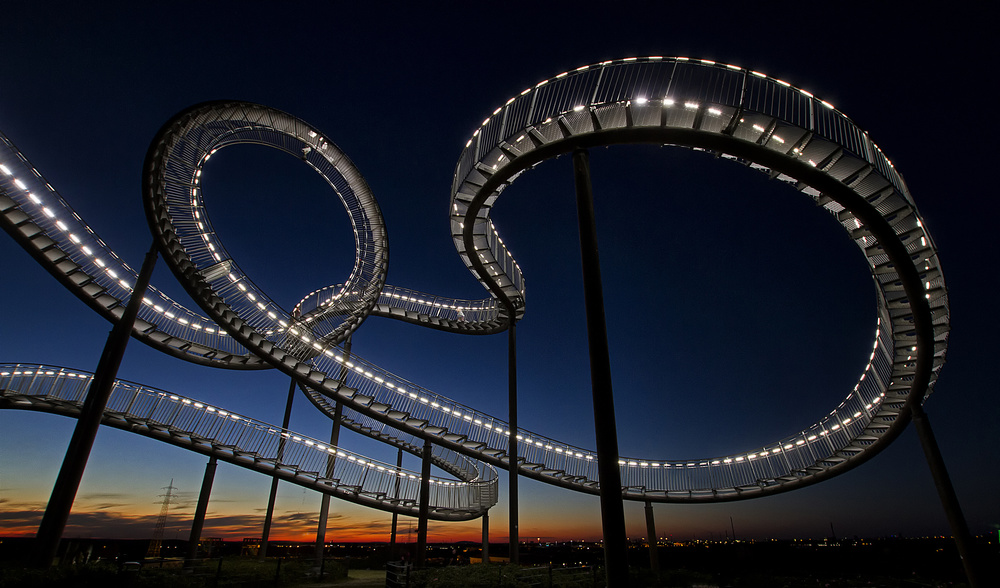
[1,58,948,516]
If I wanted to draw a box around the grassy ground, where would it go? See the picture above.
[305,568,386,587]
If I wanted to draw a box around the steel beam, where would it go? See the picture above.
[259,377,296,560]
[910,403,982,587]
[187,456,218,564]
[390,447,403,556]
[482,511,490,563]
[416,438,432,567]
[572,149,629,586]
[508,321,519,564]
[315,400,342,567]
[644,501,659,576]
[32,243,158,568]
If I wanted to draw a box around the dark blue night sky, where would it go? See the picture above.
[1,3,996,542]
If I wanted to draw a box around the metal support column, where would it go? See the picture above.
[482,511,490,563]
[259,377,297,560]
[416,438,432,567]
[186,456,218,564]
[644,501,659,576]
[315,400,342,567]
[390,447,403,556]
[314,336,352,564]
[508,320,519,564]
[910,403,982,587]
[572,149,629,586]
[33,243,159,568]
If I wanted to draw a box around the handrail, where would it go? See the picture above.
[0,364,496,519]
[1,57,949,503]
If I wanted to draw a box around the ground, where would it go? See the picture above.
[300,568,386,587]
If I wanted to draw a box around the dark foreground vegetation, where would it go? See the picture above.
[0,535,994,587]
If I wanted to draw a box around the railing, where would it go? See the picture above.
[453,57,909,204]
[338,405,493,484]
[3,64,949,504]
[293,283,504,327]
[385,561,411,587]
[0,133,253,363]
[445,57,948,497]
[152,103,388,353]
[0,364,496,516]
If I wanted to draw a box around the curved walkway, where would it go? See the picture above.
[0,364,496,520]
[0,57,949,504]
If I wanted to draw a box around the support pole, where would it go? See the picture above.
[507,321,519,565]
[33,243,159,568]
[416,438,432,567]
[315,401,342,567]
[572,149,629,586]
[259,377,296,560]
[187,456,218,564]
[315,336,352,565]
[644,501,659,576]
[482,511,490,563]
[910,403,982,587]
[390,447,403,557]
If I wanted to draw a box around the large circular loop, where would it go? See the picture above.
[143,101,389,363]
[450,57,949,499]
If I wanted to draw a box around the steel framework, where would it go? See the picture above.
[0,57,949,506]
[0,364,496,520]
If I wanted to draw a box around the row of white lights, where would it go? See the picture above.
[1,162,134,293]
[463,56,838,151]
[454,55,946,331]
[162,391,470,487]
[453,56,851,326]
[6,138,901,487]
[0,366,469,489]
[7,93,934,491]
[1,157,225,342]
[299,315,894,475]
[449,60,940,475]
[188,147,302,337]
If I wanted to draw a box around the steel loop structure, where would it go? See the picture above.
[0,57,949,510]
[449,56,949,499]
